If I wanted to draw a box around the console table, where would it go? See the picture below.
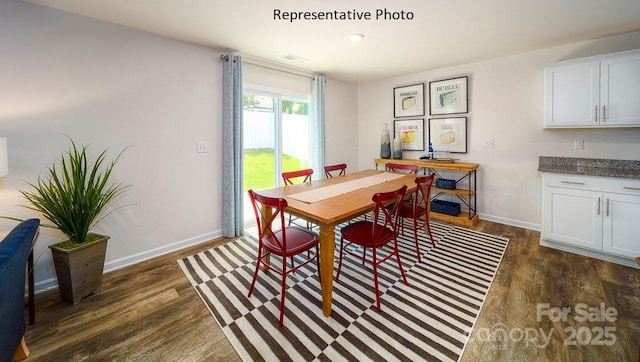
[374,158,479,226]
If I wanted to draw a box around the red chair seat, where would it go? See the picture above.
[340,221,394,247]
[263,227,317,256]
[398,201,426,219]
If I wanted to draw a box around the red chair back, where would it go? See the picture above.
[396,174,436,261]
[385,163,418,174]
[247,189,288,252]
[282,168,313,185]
[324,163,347,178]
[371,185,407,240]
[413,174,436,216]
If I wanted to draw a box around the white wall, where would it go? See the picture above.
[358,31,640,229]
[325,78,359,170]
[0,0,224,288]
[0,0,359,291]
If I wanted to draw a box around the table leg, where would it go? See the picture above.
[319,224,335,317]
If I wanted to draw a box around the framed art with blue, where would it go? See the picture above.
[429,76,468,115]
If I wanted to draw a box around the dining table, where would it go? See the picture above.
[254,169,418,317]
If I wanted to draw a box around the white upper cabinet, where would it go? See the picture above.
[601,54,640,126]
[544,50,640,128]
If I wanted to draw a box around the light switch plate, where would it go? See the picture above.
[197,142,209,153]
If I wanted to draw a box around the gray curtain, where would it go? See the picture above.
[310,75,326,177]
[222,54,243,237]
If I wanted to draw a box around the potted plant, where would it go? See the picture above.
[18,139,129,304]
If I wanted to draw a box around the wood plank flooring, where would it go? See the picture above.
[22,220,640,361]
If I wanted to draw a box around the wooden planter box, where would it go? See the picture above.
[49,235,109,304]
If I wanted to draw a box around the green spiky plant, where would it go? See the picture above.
[14,140,129,249]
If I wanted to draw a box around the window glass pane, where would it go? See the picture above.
[243,94,275,192]
[282,98,310,174]
[242,92,311,223]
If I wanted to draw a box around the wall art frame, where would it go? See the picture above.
[428,117,467,153]
[429,76,468,115]
[393,118,424,151]
[393,83,425,118]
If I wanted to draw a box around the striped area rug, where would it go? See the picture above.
[178,219,508,361]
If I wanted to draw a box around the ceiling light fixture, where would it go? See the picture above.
[282,53,308,63]
[349,33,365,42]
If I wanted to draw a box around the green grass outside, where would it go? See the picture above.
[244,149,309,191]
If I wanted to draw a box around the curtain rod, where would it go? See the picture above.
[221,54,316,80]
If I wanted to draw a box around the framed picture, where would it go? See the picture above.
[429,76,468,115]
[394,83,424,118]
[393,119,424,151]
[428,117,467,153]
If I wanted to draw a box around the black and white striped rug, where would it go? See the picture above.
[178,220,509,361]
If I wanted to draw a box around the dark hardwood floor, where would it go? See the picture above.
[22,220,640,361]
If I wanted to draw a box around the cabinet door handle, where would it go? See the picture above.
[595,106,598,123]
[623,186,640,191]
[597,197,601,215]
[606,198,610,216]
[561,181,585,185]
[602,105,606,123]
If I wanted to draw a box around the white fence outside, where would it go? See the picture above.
[243,110,309,162]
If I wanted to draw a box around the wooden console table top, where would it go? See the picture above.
[374,158,479,172]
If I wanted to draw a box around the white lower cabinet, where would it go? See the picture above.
[603,193,640,256]
[543,187,603,250]
[541,173,640,265]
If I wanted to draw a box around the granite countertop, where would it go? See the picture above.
[538,157,640,179]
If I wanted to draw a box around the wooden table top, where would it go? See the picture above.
[256,169,418,226]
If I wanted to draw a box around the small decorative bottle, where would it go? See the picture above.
[393,137,403,159]
[380,124,391,159]
[428,142,434,159]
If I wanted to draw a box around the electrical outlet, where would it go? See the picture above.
[482,138,494,148]
[196,142,209,153]
[574,140,584,150]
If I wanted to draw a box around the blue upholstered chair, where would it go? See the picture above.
[0,218,40,361]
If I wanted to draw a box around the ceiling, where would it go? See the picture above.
[24,0,640,83]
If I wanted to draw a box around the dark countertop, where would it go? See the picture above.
[538,157,640,179]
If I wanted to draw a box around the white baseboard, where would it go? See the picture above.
[34,229,223,293]
[540,237,640,269]
[477,213,541,232]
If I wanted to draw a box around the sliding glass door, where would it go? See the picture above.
[243,90,310,221]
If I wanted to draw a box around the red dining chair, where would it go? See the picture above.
[281,168,314,228]
[247,189,320,327]
[324,163,347,178]
[362,162,417,226]
[282,168,313,186]
[397,174,436,262]
[385,163,418,174]
[335,185,408,311]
